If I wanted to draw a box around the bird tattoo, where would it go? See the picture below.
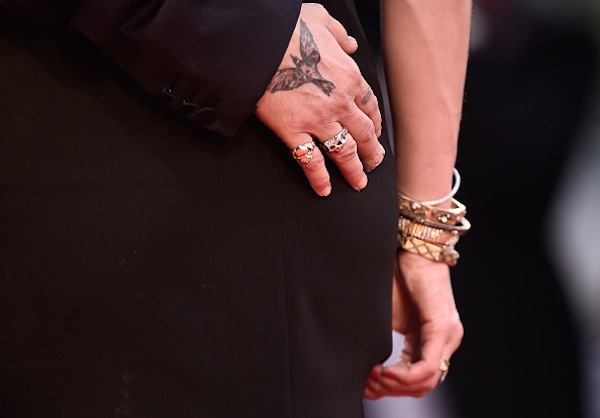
[267,19,335,96]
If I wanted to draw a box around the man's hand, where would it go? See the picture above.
[255,4,385,196]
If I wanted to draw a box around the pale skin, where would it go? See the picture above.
[255,3,385,197]
[363,0,471,398]
[255,0,472,398]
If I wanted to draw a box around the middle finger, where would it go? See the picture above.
[314,124,368,191]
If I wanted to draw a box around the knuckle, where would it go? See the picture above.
[345,64,363,82]
[312,109,339,126]
[304,150,325,167]
[367,96,380,113]
[356,124,376,142]
[335,141,358,162]
[426,363,439,377]
[306,3,327,16]
[453,322,465,345]
[315,3,328,16]
[456,321,465,338]
[371,93,380,107]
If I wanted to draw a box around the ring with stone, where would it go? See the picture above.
[439,358,450,383]
[321,127,349,153]
[291,141,316,164]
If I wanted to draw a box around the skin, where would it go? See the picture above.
[364,0,472,398]
[256,0,472,399]
[255,3,385,197]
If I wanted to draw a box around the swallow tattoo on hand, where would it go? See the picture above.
[268,19,335,96]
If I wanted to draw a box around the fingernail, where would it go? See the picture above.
[317,185,332,197]
[365,145,385,172]
[354,175,368,191]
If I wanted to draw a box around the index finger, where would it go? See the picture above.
[301,147,332,196]
[288,135,333,196]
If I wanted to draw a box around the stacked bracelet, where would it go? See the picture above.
[398,217,460,247]
[398,195,466,225]
[400,211,472,234]
[397,169,471,266]
[399,235,461,266]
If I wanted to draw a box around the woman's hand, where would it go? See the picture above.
[255,3,385,196]
[363,251,464,399]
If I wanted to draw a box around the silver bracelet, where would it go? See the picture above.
[404,167,461,207]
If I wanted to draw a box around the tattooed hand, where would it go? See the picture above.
[255,3,385,197]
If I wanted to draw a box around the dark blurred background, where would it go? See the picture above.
[355,1,600,417]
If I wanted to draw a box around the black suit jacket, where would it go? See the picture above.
[0,0,302,138]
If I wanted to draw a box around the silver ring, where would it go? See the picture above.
[321,127,349,153]
[291,141,316,164]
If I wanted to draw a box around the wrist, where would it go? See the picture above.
[396,168,470,266]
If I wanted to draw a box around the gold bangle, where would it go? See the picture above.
[399,236,460,267]
[400,211,472,235]
[398,195,466,225]
[398,216,460,247]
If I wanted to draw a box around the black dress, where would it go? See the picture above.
[0,1,398,417]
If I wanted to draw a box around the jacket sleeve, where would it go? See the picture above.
[0,0,302,139]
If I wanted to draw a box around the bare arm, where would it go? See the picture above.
[364,0,472,398]
[384,0,471,198]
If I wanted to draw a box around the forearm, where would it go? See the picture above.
[381,0,472,201]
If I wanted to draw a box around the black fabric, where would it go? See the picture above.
[0,0,303,138]
[0,1,398,417]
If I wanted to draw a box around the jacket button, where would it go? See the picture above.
[157,86,176,103]
[180,97,199,113]
[195,107,217,124]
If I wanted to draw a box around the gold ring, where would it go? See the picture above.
[291,141,316,164]
[439,358,450,383]
[397,355,412,369]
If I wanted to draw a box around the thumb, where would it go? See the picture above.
[326,16,359,54]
